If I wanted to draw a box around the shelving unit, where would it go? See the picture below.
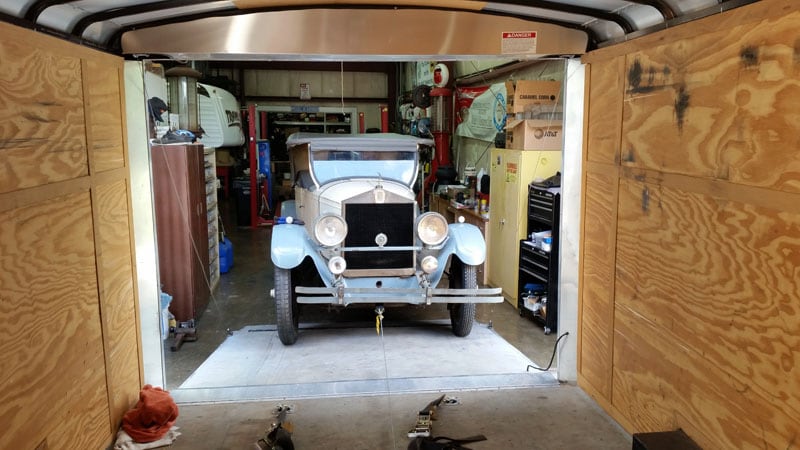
[204,147,220,290]
[518,184,560,334]
[257,105,357,140]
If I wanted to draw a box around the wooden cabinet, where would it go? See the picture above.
[430,194,491,285]
[151,143,210,323]
[487,148,560,307]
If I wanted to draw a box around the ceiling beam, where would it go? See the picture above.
[487,0,635,33]
[24,0,73,22]
[70,0,211,38]
[624,0,675,20]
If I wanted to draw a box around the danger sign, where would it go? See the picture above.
[501,31,538,54]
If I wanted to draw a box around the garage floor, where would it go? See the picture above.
[159,198,631,449]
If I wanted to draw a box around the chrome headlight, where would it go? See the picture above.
[328,256,347,275]
[416,212,448,246]
[314,214,348,247]
[421,255,439,274]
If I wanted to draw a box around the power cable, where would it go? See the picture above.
[527,331,569,372]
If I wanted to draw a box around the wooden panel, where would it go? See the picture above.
[95,180,141,428]
[578,168,618,399]
[0,193,110,450]
[86,60,126,173]
[620,10,800,192]
[613,304,799,449]
[579,2,800,447]
[586,57,624,165]
[1,22,138,449]
[613,177,800,445]
[0,28,87,194]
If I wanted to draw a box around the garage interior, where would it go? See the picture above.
[1,1,798,449]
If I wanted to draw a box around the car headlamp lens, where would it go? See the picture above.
[416,212,448,246]
[421,255,439,274]
[314,214,348,247]
[328,256,347,275]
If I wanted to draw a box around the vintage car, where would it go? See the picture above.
[270,132,502,344]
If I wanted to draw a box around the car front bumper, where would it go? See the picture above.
[295,286,504,306]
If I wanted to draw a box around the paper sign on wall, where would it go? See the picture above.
[501,31,537,54]
[300,83,311,100]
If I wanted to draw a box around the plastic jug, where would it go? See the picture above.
[219,236,233,273]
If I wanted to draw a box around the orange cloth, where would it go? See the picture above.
[122,385,179,443]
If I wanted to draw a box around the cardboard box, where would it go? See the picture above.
[505,119,563,150]
[505,80,561,115]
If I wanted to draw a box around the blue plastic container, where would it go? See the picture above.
[219,236,233,273]
[159,292,173,339]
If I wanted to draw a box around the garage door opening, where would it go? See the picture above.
[129,55,581,402]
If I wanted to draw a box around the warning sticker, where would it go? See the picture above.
[501,31,537,54]
[505,162,518,182]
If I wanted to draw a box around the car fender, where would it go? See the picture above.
[271,224,315,269]
[442,223,486,266]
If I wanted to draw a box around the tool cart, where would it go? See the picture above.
[518,183,560,334]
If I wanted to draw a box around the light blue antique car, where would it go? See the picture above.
[270,133,502,344]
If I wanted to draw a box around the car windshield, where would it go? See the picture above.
[310,149,417,185]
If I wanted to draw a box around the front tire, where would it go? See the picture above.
[275,267,299,345]
[448,257,477,337]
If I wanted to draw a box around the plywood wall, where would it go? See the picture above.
[0,22,141,449]
[579,1,800,448]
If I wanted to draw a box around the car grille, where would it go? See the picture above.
[344,203,414,270]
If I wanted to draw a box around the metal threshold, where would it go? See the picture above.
[172,371,558,404]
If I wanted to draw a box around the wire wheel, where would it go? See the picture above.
[448,257,477,337]
[275,267,299,345]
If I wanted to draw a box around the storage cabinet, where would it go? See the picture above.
[151,143,210,323]
[518,185,560,334]
[487,148,561,306]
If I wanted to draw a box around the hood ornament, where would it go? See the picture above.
[374,175,386,203]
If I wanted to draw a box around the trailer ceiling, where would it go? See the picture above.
[0,0,759,59]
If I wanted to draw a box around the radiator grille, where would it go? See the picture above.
[344,203,414,270]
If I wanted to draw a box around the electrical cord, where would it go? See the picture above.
[526,331,569,372]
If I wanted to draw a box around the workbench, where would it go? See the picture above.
[430,194,491,286]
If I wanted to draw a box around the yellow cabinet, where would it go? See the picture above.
[487,148,561,306]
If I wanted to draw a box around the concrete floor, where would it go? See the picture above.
[160,198,631,449]
[169,388,630,449]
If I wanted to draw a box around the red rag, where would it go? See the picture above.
[122,384,179,443]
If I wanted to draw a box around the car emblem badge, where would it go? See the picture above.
[375,233,388,247]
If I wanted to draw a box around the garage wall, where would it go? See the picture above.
[210,66,390,130]
[452,59,566,178]
[579,1,800,448]
[0,22,141,449]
